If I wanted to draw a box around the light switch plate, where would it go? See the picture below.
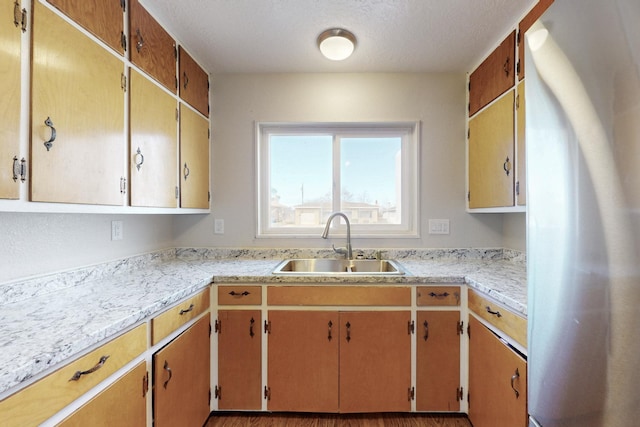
[111,220,123,240]
[428,219,450,235]
[214,218,225,234]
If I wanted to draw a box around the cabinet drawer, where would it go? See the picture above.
[0,324,147,427]
[152,288,210,345]
[468,289,527,348]
[416,286,461,306]
[218,285,262,305]
[267,286,411,306]
[57,361,147,427]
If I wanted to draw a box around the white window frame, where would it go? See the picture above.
[256,121,420,238]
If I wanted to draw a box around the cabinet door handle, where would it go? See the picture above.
[134,147,144,171]
[503,57,510,76]
[328,320,333,341]
[183,162,190,180]
[69,355,110,381]
[135,28,144,53]
[423,320,429,341]
[44,117,56,151]
[163,360,173,389]
[345,321,351,342]
[183,71,189,90]
[249,317,255,337]
[511,368,520,398]
[179,303,194,315]
[485,306,502,318]
[503,157,512,176]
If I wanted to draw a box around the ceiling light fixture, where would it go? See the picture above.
[317,28,357,61]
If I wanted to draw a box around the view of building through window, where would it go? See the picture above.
[268,134,401,228]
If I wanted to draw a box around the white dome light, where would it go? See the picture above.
[317,28,357,61]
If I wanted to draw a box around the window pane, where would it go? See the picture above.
[340,137,402,225]
[269,135,332,227]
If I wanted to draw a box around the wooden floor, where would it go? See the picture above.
[206,412,473,427]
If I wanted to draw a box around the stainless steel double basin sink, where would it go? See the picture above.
[272,258,405,276]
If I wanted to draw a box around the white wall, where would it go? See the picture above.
[502,212,527,252]
[0,213,174,283]
[173,72,507,250]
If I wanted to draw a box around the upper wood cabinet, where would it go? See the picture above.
[31,0,126,205]
[518,0,554,80]
[0,0,23,200]
[179,46,209,117]
[129,0,176,93]
[468,31,516,116]
[179,104,210,209]
[130,69,178,208]
[47,0,125,55]
[468,90,515,209]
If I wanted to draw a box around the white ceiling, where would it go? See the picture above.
[140,0,535,74]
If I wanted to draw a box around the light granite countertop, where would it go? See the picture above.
[0,247,526,398]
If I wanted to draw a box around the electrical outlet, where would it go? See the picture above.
[428,219,450,235]
[214,218,225,234]
[111,220,123,241]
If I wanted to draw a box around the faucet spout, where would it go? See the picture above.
[321,212,353,259]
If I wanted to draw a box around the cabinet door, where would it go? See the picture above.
[31,1,125,205]
[518,0,554,80]
[130,0,176,93]
[468,316,527,427]
[416,311,461,412]
[154,314,211,427]
[47,0,125,55]
[179,104,209,208]
[217,310,262,410]
[0,0,22,199]
[469,31,516,116]
[468,90,515,208]
[267,310,339,412]
[179,46,209,117]
[57,361,147,427]
[130,69,178,207]
[339,311,411,413]
[516,81,526,206]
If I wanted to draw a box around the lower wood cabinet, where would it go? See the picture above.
[266,310,411,413]
[153,313,211,427]
[468,315,527,427]
[216,310,262,410]
[416,310,462,412]
[57,361,147,427]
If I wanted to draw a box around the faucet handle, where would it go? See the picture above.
[332,244,347,257]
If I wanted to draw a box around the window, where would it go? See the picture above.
[256,122,419,237]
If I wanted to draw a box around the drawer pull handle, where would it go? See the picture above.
[229,291,250,297]
[163,360,172,389]
[69,355,110,381]
[179,303,194,315]
[486,306,502,317]
[511,368,520,398]
[423,320,429,341]
[428,291,449,298]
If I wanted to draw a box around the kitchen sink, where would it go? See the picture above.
[272,258,406,275]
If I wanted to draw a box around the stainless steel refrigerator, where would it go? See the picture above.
[526,1,640,426]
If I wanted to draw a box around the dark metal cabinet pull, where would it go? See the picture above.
[229,291,250,297]
[135,28,144,52]
[179,303,194,315]
[250,317,255,337]
[183,71,189,89]
[183,162,190,180]
[69,355,110,381]
[328,320,333,341]
[345,321,351,342]
[44,117,56,151]
[163,360,172,389]
[485,306,502,317]
[503,156,512,176]
[511,368,520,398]
[423,320,429,341]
